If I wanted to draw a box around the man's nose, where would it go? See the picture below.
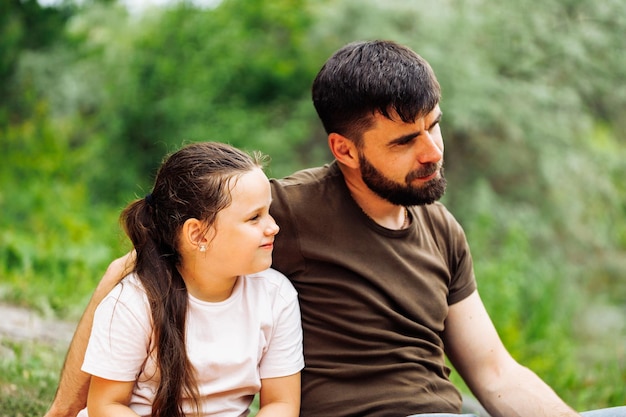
[417,133,443,164]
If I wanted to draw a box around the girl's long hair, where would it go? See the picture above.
[120,142,263,417]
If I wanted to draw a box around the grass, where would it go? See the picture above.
[0,340,65,417]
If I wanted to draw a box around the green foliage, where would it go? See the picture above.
[0,100,122,318]
[0,0,75,127]
[49,0,327,202]
[455,180,626,407]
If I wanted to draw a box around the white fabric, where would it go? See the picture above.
[77,268,303,417]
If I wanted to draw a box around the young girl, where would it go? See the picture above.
[77,142,303,417]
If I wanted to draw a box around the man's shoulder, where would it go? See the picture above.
[270,162,344,215]
[271,162,340,189]
[415,201,452,217]
[413,202,462,230]
[412,202,468,245]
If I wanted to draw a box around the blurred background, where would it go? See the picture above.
[1,0,625,414]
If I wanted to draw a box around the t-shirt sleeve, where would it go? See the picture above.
[258,272,304,379]
[81,278,152,381]
[439,207,477,305]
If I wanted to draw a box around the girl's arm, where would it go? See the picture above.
[256,373,301,417]
[87,376,138,417]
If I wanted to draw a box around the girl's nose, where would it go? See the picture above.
[266,217,280,235]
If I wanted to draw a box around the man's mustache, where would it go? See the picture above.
[406,162,443,182]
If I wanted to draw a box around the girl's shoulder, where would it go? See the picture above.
[244,268,298,300]
[105,273,148,305]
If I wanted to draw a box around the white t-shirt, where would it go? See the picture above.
[78,268,304,417]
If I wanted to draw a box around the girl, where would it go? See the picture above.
[78,142,303,417]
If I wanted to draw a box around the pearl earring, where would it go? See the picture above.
[199,244,207,252]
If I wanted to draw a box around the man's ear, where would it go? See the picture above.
[181,218,210,252]
[328,133,359,169]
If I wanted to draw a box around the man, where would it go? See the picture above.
[45,40,625,417]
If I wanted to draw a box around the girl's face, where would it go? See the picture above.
[203,167,279,278]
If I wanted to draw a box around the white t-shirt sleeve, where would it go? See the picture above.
[258,270,304,379]
[82,276,152,382]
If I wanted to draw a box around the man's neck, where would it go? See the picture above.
[339,164,408,230]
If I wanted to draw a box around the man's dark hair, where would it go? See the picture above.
[312,40,441,143]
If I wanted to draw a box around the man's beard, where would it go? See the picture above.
[359,152,447,206]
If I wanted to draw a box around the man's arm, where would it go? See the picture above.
[443,290,580,417]
[44,253,135,417]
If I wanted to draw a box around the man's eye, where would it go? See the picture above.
[397,137,414,146]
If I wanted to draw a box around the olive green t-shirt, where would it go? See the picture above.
[270,162,477,417]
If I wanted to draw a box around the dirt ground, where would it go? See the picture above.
[0,303,76,353]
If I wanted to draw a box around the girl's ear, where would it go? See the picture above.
[181,218,210,252]
[328,133,360,169]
